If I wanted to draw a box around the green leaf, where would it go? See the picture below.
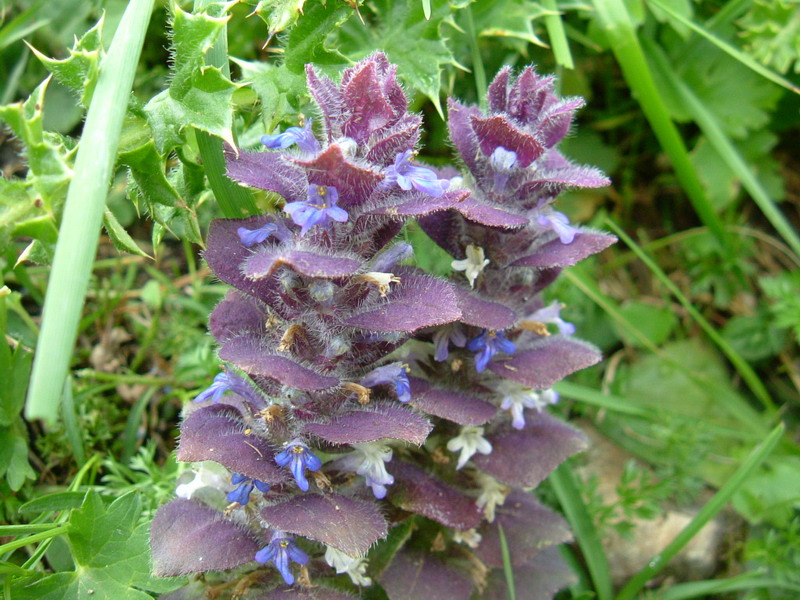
[254,0,307,39]
[690,132,784,212]
[11,492,186,599]
[120,140,182,208]
[473,0,550,47]
[283,0,352,74]
[367,518,415,578]
[614,300,677,348]
[102,209,151,258]
[341,0,459,115]
[0,78,73,213]
[29,16,104,107]
[7,435,36,491]
[235,58,306,131]
[737,0,800,75]
[0,335,33,426]
[144,3,237,154]
[18,491,88,515]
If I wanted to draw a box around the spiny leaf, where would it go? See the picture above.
[254,0,307,40]
[0,78,73,213]
[283,0,352,74]
[29,15,104,106]
[144,2,238,153]
[339,0,460,114]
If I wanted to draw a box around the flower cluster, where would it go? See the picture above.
[151,55,614,600]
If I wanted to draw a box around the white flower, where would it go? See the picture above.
[175,461,229,499]
[474,472,510,522]
[453,528,482,548]
[356,272,401,297]
[498,381,560,430]
[446,426,492,470]
[451,245,490,288]
[352,442,394,499]
[325,546,372,586]
[526,301,576,336]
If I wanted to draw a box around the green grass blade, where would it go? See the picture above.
[661,573,800,600]
[25,0,156,425]
[542,0,574,69]
[498,524,517,600]
[643,39,800,259]
[464,5,488,112]
[564,266,769,432]
[550,463,613,600]
[589,0,737,264]
[554,381,650,417]
[194,0,259,219]
[0,525,71,556]
[422,0,432,20]
[604,219,776,413]
[615,422,785,600]
[647,0,799,95]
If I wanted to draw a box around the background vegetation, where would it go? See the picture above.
[0,0,798,598]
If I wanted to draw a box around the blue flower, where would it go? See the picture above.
[255,531,309,585]
[226,473,270,506]
[432,324,467,362]
[467,330,516,372]
[237,222,278,247]
[361,363,411,403]
[192,371,234,403]
[534,200,579,244]
[284,185,349,236]
[385,150,450,197]
[275,439,322,492]
[261,119,320,153]
[490,146,517,193]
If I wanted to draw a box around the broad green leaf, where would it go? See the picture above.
[0,78,73,213]
[675,50,782,139]
[614,300,677,348]
[29,16,104,107]
[690,132,784,212]
[11,492,186,599]
[732,456,800,526]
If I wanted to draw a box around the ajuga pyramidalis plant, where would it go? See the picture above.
[150,54,615,600]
